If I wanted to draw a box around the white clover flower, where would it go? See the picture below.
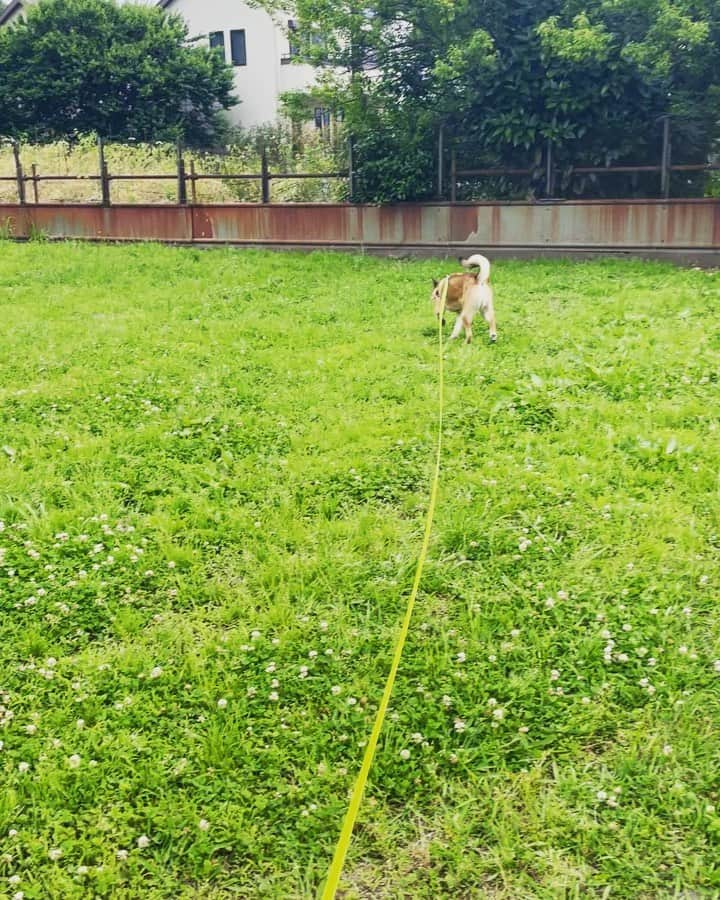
[319,621,328,631]
[198,819,210,831]
[269,691,279,702]
[399,748,410,760]
[116,849,129,861]
[331,685,341,696]
[596,790,608,802]
[17,762,29,774]
[492,708,505,720]
[411,732,423,743]
[662,744,673,756]
[48,848,63,861]
[149,666,163,679]
[217,698,228,709]
[68,754,81,769]
[77,865,89,876]
[137,835,150,849]
[456,652,466,663]
[544,597,555,609]
[550,669,560,681]
[453,719,466,733]
[442,694,452,707]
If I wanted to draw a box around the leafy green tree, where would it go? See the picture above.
[268,0,720,200]
[0,0,236,145]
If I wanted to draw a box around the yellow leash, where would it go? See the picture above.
[321,277,448,899]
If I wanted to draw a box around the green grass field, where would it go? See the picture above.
[1,242,719,899]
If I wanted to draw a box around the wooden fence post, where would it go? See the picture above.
[261,149,270,203]
[98,137,111,207]
[12,141,26,205]
[176,141,187,205]
[31,164,39,204]
[189,159,197,205]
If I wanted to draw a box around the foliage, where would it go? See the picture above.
[272,0,720,201]
[0,243,720,896]
[0,0,236,145]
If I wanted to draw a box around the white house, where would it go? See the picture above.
[0,0,321,129]
[158,0,319,128]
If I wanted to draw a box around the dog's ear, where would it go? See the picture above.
[457,256,464,265]
[432,278,439,287]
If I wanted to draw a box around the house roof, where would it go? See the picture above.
[0,0,24,26]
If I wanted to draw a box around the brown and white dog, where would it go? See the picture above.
[431,253,497,344]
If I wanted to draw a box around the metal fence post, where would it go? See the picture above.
[660,115,671,199]
[348,136,355,203]
[12,141,26,205]
[450,148,457,203]
[176,141,187,205]
[261,149,270,203]
[437,125,444,199]
[545,139,554,198]
[98,137,111,207]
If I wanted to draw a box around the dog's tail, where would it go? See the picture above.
[460,253,491,285]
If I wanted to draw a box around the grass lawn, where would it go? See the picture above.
[0,242,719,899]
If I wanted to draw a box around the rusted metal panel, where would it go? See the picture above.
[193,204,361,244]
[0,204,192,241]
[664,202,715,247]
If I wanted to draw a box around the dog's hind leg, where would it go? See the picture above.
[482,295,497,343]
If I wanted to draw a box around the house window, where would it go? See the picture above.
[230,29,247,66]
[314,107,331,130]
[282,19,299,64]
[209,31,225,58]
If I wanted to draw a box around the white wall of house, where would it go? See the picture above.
[162,0,318,128]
